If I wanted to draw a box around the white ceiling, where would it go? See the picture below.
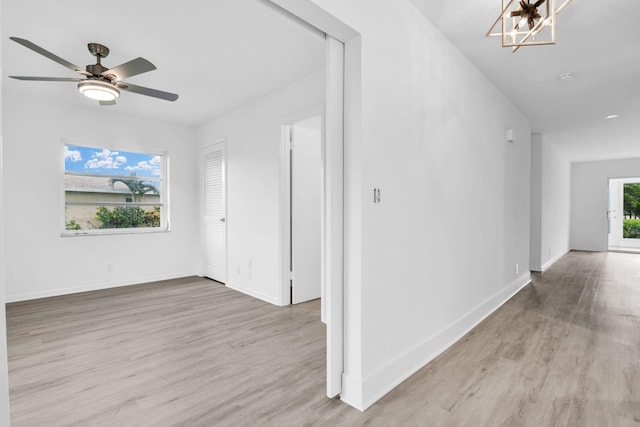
[2,0,325,127]
[409,0,640,162]
[4,1,638,163]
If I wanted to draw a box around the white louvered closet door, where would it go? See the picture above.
[203,142,226,283]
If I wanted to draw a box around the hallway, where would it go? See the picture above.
[341,250,640,426]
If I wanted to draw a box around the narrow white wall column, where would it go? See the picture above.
[0,30,14,421]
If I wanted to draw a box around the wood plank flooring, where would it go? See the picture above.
[7,251,640,426]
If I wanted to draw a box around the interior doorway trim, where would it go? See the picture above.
[280,105,324,310]
[268,0,358,401]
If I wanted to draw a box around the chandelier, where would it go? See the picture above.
[486,0,573,52]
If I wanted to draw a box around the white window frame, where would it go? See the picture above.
[61,142,170,237]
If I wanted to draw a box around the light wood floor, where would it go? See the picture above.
[7,251,640,426]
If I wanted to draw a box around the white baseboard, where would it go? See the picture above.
[531,249,568,272]
[226,280,281,306]
[5,271,197,303]
[541,250,568,271]
[340,373,364,411]
[341,272,532,411]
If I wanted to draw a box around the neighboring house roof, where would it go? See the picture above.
[64,175,140,194]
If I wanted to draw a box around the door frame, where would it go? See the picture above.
[200,139,227,280]
[268,0,359,400]
[608,176,640,249]
[608,178,622,248]
[280,106,324,308]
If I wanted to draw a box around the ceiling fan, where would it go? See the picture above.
[8,37,179,105]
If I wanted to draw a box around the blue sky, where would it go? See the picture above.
[64,145,161,178]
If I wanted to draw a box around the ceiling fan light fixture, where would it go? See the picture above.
[77,79,120,101]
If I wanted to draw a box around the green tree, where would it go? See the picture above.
[95,206,146,228]
[110,178,159,202]
[94,206,160,229]
[623,183,640,219]
[623,219,640,238]
[94,176,161,229]
[65,219,82,230]
[143,207,161,227]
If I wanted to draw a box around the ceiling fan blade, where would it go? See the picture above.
[9,37,91,77]
[99,100,117,106]
[534,0,545,7]
[9,76,82,82]
[117,82,178,102]
[510,11,522,17]
[101,57,156,82]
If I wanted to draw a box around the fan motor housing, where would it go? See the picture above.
[86,63,109,76]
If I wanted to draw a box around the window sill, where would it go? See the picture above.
[61,226,170,237]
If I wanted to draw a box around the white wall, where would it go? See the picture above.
[196,72,324,305]
[571,157,640,251]
[530,134,543,269]
[293,0,532,410]
[0,27,13,422]
[2,92,198,301]
[530,134,571,271]
[291,117,322,303]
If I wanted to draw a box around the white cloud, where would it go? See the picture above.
[84,149,127,170]
[125,155,161,176]
[64,146,82,162]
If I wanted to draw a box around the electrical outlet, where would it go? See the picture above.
[248,259,252,279]
[106,263,114,273]
[515,263,519,275]
[236,266,241,275]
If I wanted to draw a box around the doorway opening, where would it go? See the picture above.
[608,177,640,253]
[196,2,347,397]
[283,112,323,306]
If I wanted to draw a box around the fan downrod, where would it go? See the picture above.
[86,43,110,76]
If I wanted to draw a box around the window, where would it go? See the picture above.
[63,144,168,235]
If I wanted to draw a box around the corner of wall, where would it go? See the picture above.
[354,272,531,412]
[340,372,365,411]
[226,280,283,306]
[540,250,569,271]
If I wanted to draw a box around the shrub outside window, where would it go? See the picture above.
[63,144,168,235]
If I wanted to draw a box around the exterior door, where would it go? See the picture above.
[203,142,227,282]
[609,178,640,249]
